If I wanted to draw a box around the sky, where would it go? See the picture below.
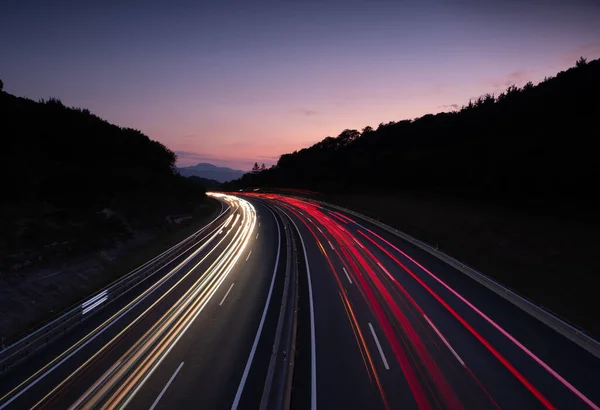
[2,0,599,170]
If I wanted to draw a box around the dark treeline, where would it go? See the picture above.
[0,88,207,269]
[225,58,599,212]
[187,176,222,190]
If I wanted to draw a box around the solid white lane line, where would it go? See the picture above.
[361,226,600,409]
[256,232,259,239]
[0,215,230,410]
[285,212,317,410]
[346,213,600,410]
[231,206,281,410]
[219,283,235,306]
[149,362,185,410]
[368,323,390,370]
[245,250,252,261]
[120,198,256,410]
[423,315,465,366]
[342,267,352,284]
[328,241,334,250]
[69,361,121,410]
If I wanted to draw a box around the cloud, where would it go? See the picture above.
[506,70,530,85]
[257,154,281,161]
[485,46,600,94]
[174,150,221,163]
[439,104,460,110]
[562,42,600,64]
[298,109,318,117]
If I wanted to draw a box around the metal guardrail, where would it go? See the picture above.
[256,203,299,410]
[0,207,229,374]
[298,197,600,360]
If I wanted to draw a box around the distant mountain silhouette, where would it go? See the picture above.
[178,163,245,183]
[223,57,600,211]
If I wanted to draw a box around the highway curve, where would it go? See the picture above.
[245,193,600,410]
[1,192,599,410]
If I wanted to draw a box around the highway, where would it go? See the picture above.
[244,193,600,410]
[0,192,599,409]
[0,194,290,409]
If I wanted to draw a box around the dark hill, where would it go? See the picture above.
[225,57,600,212]
[177,163,245,182]
[0,89,208,271]
[187,175,222,190]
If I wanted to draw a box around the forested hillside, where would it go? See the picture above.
[0,87,207,271]
[226,58,599,210]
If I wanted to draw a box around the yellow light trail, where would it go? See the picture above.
[79,194,256,409]
[28,194,256,410]
[0,210,233,410]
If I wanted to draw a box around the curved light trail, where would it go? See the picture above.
[0,192,598,410]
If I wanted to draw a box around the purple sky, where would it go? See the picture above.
[2,0,599,170]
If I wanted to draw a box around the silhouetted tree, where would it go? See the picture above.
[576,56,588,68]
[0,79,3,92]
[1,87,207,266]
[251,162,260,173]
[474,93,495,107]
[337,129,360,146]
[361,126,374,138]
[260,163,266,171]
[505,84,521,96]
[46,97,64,106]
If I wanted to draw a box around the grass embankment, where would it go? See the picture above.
[1,198,221,344]
[325,194,599,339]
[81,198,222,297]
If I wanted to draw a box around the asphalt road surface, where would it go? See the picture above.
[0,193,598,410]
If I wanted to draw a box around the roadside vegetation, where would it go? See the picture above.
[228,57,598,209]
[0,199,219,344]
[0,84,217,341]
[0,87,209,272]
[223,57,600,336]
[326,193,599,338]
